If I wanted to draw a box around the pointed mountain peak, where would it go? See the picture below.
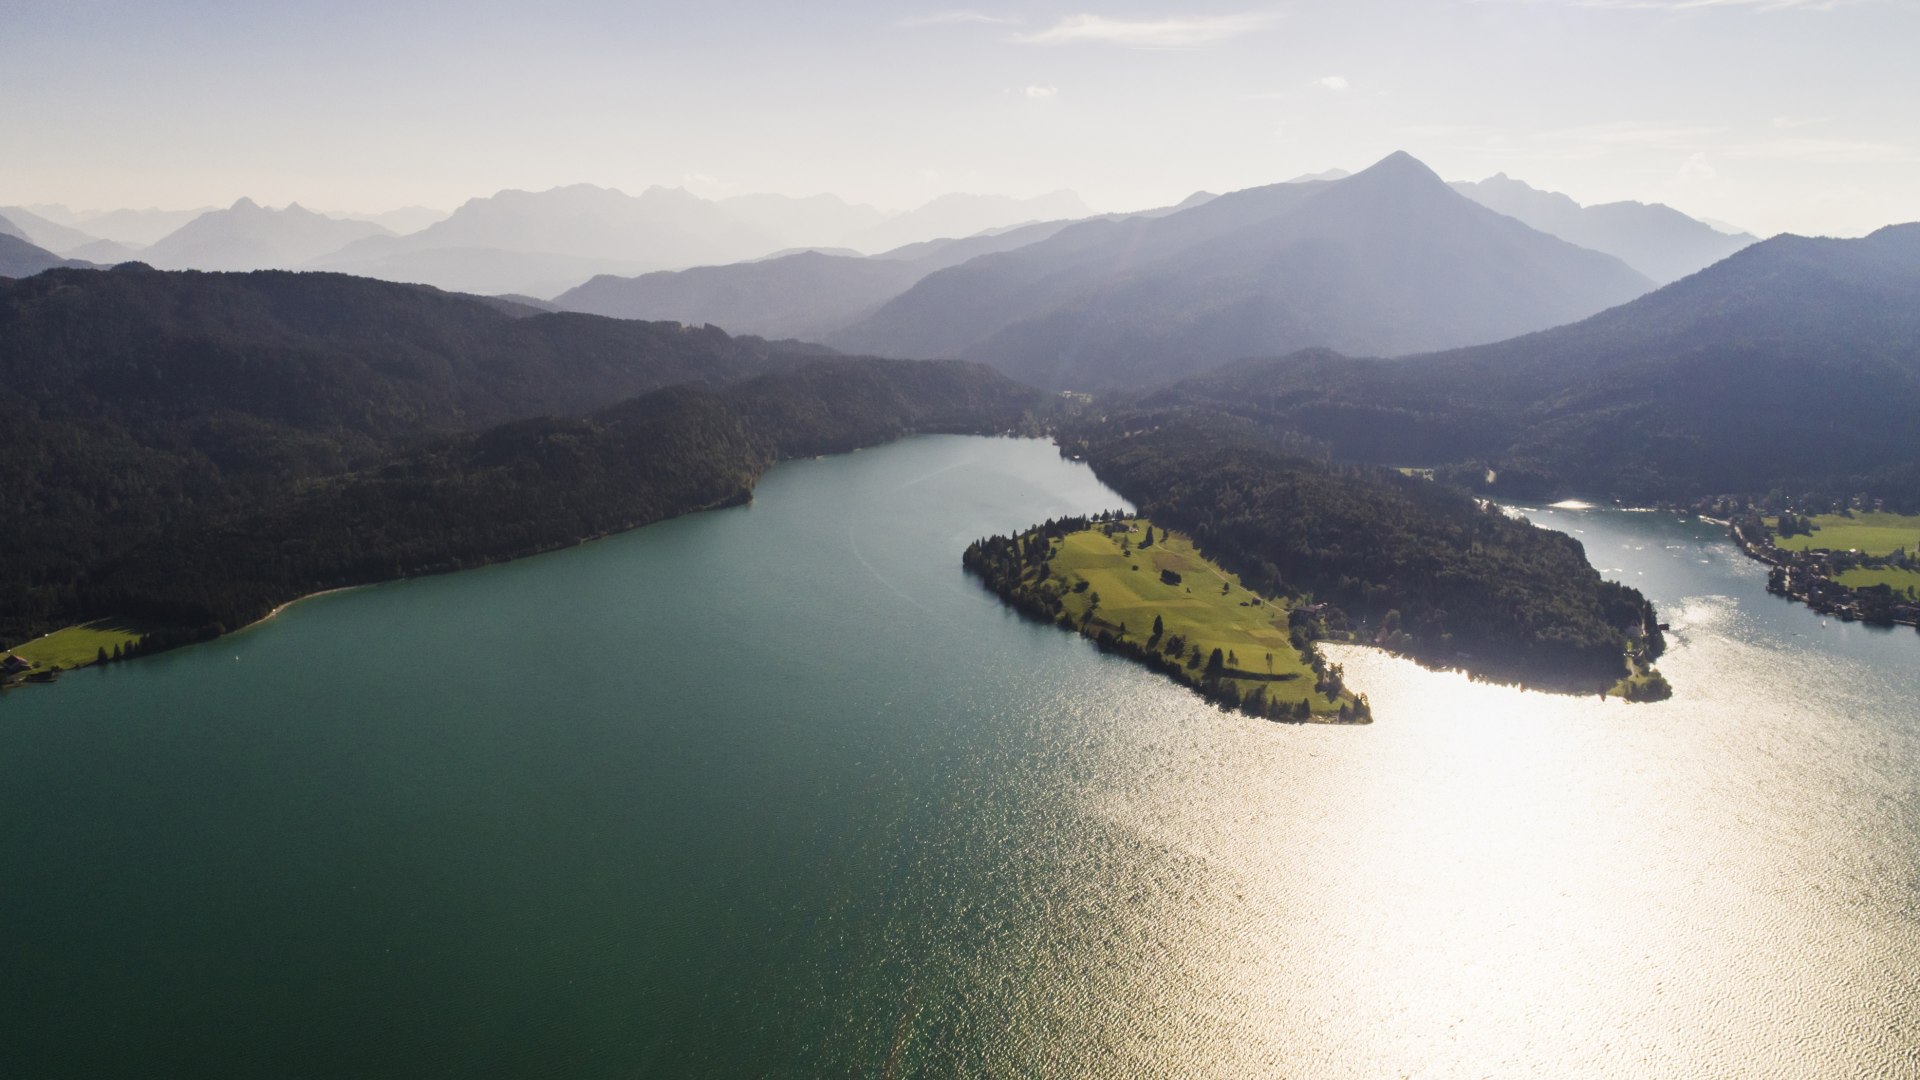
[230,197,261,212]
[1353,150,1442,183]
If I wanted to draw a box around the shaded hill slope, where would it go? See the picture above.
[830,152,1653,391]
[1150,224,1920,500]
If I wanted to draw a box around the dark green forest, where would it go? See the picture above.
[0,267,1035,650]
[1060,410,1662,691]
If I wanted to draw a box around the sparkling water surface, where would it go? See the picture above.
[3,436,1916,1077]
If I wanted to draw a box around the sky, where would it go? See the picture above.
[4,0,1917,237]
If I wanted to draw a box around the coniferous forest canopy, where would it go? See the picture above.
[1059,411,1663,691]
[0,265,1036,650]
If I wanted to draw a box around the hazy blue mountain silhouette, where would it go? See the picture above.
[1451,173,1756,283]
[142,199,392,271]
[829,152,1654,390]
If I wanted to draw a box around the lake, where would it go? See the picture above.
[3,435,1916,1077]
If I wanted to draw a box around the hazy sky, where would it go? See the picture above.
[5,0,1916,236]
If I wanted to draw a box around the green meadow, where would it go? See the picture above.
[1835,566,1920,596]
[1041,520,1353,717]
[1772,512,1920,557]
[6,619,149,674]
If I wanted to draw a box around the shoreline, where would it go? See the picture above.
[237,585,369,635]
[1728,521,1920,629]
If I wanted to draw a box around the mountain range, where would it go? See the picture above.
[3,166,1750,307]
[0,233,94,278]
[825,152,1655,390]
[141,199,394,271]
[845,190,1092,253]
[553,217,1106,337]
[1450,174,1756,284]
[0,206,101,254]
[16,204,213,246]
[1149,223,1920,501]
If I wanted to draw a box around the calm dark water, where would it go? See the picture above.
[3,438,1916,1078]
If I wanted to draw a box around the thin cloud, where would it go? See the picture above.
[1015,13,1279,48]
[1673,152,1720,184]
[1477,0,1851,9]
[1316,75,1350,90]
[1024,85,1060,97]
[901,11,1022,26]
[1721,137,1918,162]
[1570,0,1847,10]
[1540,121,1724,150]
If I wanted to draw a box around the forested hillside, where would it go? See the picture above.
[69,359,1035,648]
[1061,411,1662,691]
[0,265,1034,650]
[1150,224,1920,503]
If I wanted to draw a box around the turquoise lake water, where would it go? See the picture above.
[3,435,1916,1077]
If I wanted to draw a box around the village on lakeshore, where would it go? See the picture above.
[1732,511,1920,628]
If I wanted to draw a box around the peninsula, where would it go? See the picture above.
[1052,410,1669,700]
[966,514,1370,722]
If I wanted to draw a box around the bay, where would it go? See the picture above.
[2,435,1915,1077]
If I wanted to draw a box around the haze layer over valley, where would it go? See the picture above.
[2,154,1758,307]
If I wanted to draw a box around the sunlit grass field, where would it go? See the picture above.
[7,620,148,673]
[1835,565,1920,596]
[1772,512,1920,556]
[1044,520,1346,715]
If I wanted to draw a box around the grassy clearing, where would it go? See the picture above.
[1772,512,1920,556]
[1835,566,1920,596]
[1041,520,1355,718]
[1608,662,1672,702]
[7,619,149,673]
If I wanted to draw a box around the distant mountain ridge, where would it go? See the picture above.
[550,216,1100,336]
[1451,173,1756,284]
[25,205,213,246]
[142,199,392,271]
[827,151,1655,390]
[1149,223,1920,501]
[846,190,1092,254]
[300,184,1100,297]
[0,206,101,254]
[21,168,1756,303]
[0,234,95,278]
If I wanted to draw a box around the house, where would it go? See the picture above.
[1,654,30,675]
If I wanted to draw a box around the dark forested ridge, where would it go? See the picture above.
[0,264,1036,651]
[0,264,819,442]
[1148,224,1920,505]
[1061,412,1663,692]
[73,359,1036,646]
